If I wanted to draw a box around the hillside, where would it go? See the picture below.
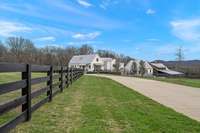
[153,60,200,78]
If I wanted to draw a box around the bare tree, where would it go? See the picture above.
[6,37,26,62]
[0,41,7,61]
[23,39,37,63]
[1,36,136,69]
[139,60,146,77]
[131,61,137,75]
[65,46,78,64]
[96,50,116,58]
[79,44,94,55]
[0,41,6,55]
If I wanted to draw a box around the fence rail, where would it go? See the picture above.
[0,62,84,132]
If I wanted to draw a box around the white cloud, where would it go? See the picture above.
[35,36,56,42]
[0,2,123,30]
[77,0,92,8]
[146,9,156,15]
[0,20,32,37]
[37,43,64,48]
[170,18,200,42]
[67,41,102,45]
[100,0,109,10]
[147,38,160,42]
[72,32,101,40]
[99,0,119,10]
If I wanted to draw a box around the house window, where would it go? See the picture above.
[96,58,99,62]
[89,65,91,69]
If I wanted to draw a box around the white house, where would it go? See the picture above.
[144,61,153,76]
[125,59,153,76]
[68,54,103,72]
[101,58,116,72]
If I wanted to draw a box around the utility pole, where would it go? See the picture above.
[175,46,184,61]
[175,46,184,70]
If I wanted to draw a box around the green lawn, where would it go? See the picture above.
[0,72,50,125]
[145,77,200,88]
[2,76,198,133]
[0,72,46,84]
[0,72,47,102]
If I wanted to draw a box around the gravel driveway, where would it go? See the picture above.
[89,74,200,122]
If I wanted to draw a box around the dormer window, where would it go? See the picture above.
[96,58,99,62]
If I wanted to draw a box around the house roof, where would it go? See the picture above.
[144,61,153,69]
[69,54,98,65]
[158,69,184,75]
[151,63,168,69]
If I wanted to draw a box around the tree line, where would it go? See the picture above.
[0,37,133,66]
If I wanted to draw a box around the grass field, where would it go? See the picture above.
[0,72,54,126]
[145,77,200,88]
[1,75,197,133]
[0,72,47,101]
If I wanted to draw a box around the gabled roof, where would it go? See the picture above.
[151,63,184,75]
[144,61,153,69]
[69,54,98,65]
[158,69,184,75]
[151,63,168,69]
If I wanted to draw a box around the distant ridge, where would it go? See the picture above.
[152,60,200,78]
[152,60,200,67]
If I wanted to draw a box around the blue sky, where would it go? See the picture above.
[0,0,200,61]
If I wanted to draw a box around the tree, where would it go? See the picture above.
[0,41,6,56]
[1,36,138,69]
[65,46,78,64]
[175,46,184,61]
[96,50,116,58]
[23,40,37,63]
[79,44,94,55]
[131,61,137,75]
[6,37,26,62]
[0,41,7,61]
[139,60,146,77]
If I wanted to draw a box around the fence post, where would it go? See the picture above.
[21,64,31,121]
[71,68,73,84]
[66,67,69,87]
[74,69,76,80]
[60,66,64,92]
[47,66,53,102]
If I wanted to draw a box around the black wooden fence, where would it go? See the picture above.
[0,62,84,132]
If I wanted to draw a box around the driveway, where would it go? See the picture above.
[89,74,200,122]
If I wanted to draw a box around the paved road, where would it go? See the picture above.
[90,74,200,122]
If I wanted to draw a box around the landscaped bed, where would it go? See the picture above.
[0,75,196,132]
